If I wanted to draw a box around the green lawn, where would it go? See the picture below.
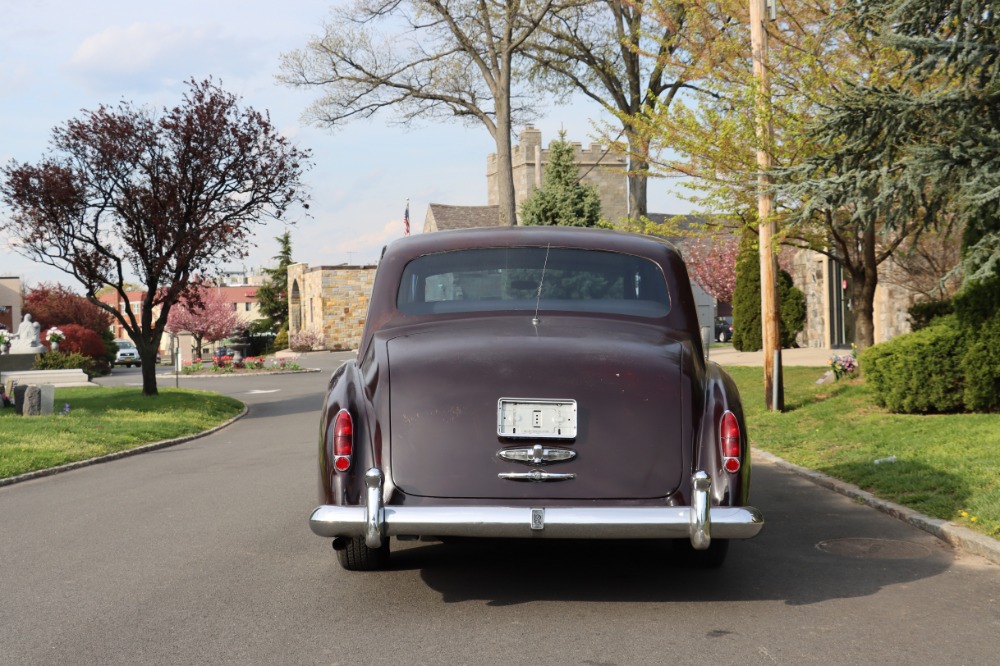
[0,387,244,479]
[727,366,1000,539]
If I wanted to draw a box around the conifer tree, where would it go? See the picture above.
[520,131,602,227]
[255,231,294,332]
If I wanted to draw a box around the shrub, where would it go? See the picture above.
[289,329,323,352]
[49,323,113,375]
[860,316,966,413]
[32,351,98,379]
[274,325,288,351]
[953,273,1000,329]
[53,324,105,356]
[961,314,1000,412]
[908,299,954,331]
[779,279,806,348]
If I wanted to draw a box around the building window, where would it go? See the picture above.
[245,302,251,312]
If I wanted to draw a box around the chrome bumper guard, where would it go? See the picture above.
[311,468,764,551]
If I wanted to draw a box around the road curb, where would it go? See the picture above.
[754,448,1000,566]
[156,368,322,379]
[0,403,249,488]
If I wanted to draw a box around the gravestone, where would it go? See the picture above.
[40,384,55,416]
[23,385,41,417]
[13,384,28,415]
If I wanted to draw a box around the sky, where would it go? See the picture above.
[1,0,692,289]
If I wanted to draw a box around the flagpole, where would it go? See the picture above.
[404,198,410,236]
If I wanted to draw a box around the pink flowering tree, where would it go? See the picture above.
[166,286,241,359]
[683,234,740,303]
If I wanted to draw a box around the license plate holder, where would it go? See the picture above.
[497,398,577,439]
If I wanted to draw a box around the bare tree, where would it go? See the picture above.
[279,0,557,226]
[524,0,718,220]
[0,79,311,395]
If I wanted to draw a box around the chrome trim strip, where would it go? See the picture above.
[309,470,764,545]
[498,470,576,482]
[497,444,576,465]
[363,468,385,549]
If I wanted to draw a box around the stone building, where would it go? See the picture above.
[788,250,921,349]
[287,263,377,351]
[486,126,629,223]
[0,276,22,335]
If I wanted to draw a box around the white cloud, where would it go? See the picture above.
[333,220,404,255]
[64,22,261,94]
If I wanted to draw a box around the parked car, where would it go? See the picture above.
[310,227,763,570]
[114,339,160,367]
[114,339,140,367]
[715,316,734,343]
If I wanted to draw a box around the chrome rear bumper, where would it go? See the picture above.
[310,468,764,551]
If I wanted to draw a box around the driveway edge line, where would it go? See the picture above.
[0,403,249,488]
[754,448,1000,566]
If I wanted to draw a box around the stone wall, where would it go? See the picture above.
[288,263,377,351]
[487,127,629,223]
[789,250,829,348]
[788,248,916,348]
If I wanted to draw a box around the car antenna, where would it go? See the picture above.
[533,243,551,327]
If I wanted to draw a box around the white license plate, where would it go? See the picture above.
[497,398,577,439]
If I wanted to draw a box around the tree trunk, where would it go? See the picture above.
[625,126,650,220]
[851,223,880,351]
[628,153,649,220]
[493,75,517,226]
[139,351,159,396]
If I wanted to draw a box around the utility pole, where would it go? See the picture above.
[750,0,784,411]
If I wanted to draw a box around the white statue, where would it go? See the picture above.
[10,314,45,354]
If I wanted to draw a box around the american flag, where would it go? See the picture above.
[403,200,410,236]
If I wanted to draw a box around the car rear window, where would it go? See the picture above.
[397,247,670,317]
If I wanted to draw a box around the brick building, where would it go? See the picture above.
[99,283,264,362]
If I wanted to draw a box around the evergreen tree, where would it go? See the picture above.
[256,231,294,332]
[731,232,760,352]
[520,131,602,227]
[731,230,805,351]
[782,0,1000,291]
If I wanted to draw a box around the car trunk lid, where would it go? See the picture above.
[385,317,692,500]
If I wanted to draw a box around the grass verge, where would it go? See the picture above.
[726,366,1000,540]
[0,387,244,479]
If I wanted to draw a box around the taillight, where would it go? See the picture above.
[720,410,741,473]
[333,409,353,473]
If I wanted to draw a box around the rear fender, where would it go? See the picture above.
[319,360,376,506]
[697,362,751,506]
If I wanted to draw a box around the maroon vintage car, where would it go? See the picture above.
[310,226,763,570]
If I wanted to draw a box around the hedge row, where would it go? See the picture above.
[861,314,1000,413]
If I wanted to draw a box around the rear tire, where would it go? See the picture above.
[336,536,390,571]
[674,539,729,568]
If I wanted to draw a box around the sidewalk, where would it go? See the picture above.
[709,344,836,367]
